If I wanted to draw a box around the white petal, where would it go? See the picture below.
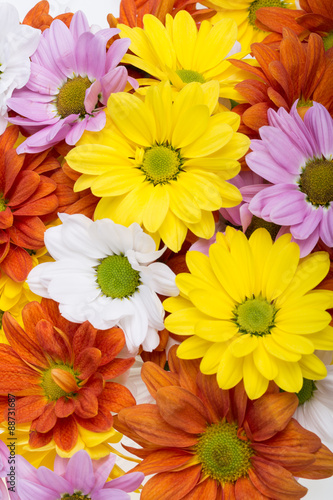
[137,285,164,330]
[145,262,179,296]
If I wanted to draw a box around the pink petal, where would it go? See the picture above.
[64,450,95,493]
[100,67,128,104]
[37,467,72,495]
[7,97,55,121]
[70,11,90,41]
[320,206,333,247]
[246,150,296,183]
[104,472,144,492]
[85,80,102,113]
[25,61,61,94]
[17,480,59,500]
[106,38,131,71]
[128,76,139,90]
[292,226,320,257]
[32,36,64,80]
[269,190,309,225]
[240,203,253,231]
[292,206,323,240]
[66,118,89,145]
[90,454,116,493]
[48,19,77,77]
[96,28,120,45]
[85,111,106,132]
[249,184,303,223]
[304,102,333,159]
[240,183,267,203]
[94,490,130,500]
[259,126,306,174]
[75,32,106,80]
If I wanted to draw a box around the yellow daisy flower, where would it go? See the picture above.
[66,81,250,252]
[0,248,51,344]
[202,0,296,51]
[118,10,248,102]
[164,228,333,399]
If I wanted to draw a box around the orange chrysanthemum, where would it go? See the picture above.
[22,0,74,31]
[0,299,136,454]
[116,346,333,499]
[0,126,61,282]
[107,0,215,29]
[256,0,333,50]
[230,28,333,136]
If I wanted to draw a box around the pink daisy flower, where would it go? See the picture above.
[246,101,333,257]
[7,11,137,154]
[15,449,144,500]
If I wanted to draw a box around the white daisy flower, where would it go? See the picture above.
[0,3,40,133]
[293,352,333,452]
[27,213,179,353]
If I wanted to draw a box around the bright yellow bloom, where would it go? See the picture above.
[202,0,296,51]
[164,228,333,399]
[118,10,248,102]
[66,81,250,252]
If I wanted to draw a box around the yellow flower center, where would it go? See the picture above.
[96,255,141,298]
[176,69,206,84]
[298,158,333,207]
[41,364,80,401]
[248,0,287,28]
[296,378,317,405]
[56,76,92,118]
[62,494,91,500]
[323,30,333,51]
[245,215,281,240]
[0,194,7,212]
[235,297,276,336]
[140,144,183,185]
[196,421,254,483]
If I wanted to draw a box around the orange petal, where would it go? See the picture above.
[251,43,280,89]
[242,102,271,132]
[1,246,33,282]
[134,448,193,475]
[36,319,69,363]
[0,207,13,230]
[22,301,50,344]
[31,401,57,433]
[0,366,40,394]
[8,217,46,249]
[263,419,321,454]
[156,386,208,434]
[141,465,202,500]
[74,389,98,419]
[74,347,101,380]
[177,355,201,395]
[55,396,76,418]
[182,478,218,499]
[51,368,79,393]
[244,393,298,442]
[22,0,49,25]
[99,357,135,380]
[292,443,333,480]
[119,404,198,447]
[303,32,326,100]
[196,372,230,424]
[94,327,126,365]
[7,171,40,207]
[2,311,48,368]
[14,395,46,423]
[250,456,308,498]
[72,321,96,358]
[83,373,104,397]
[141,361,180,399]
[74,402,113,432]
[223,482,236,500]
[3,149,24,195]
[29,429,53,449]
[99,382,136,412]
[53,415,78,452]
[235,476,269,499]
[229,381,248,427]
[13,194,58,217]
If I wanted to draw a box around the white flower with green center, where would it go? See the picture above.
[0,3,40,133]
[27,213,179,353]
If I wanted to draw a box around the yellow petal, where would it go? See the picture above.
[177,335,212,359]
[195,319,238,342]
[209,241,245,302]
[158,209,187,252]
[263,336,301,362]
[145,82,173,143]
[172,105,210,149]
[200,341,229,374]
[307,325,333,350]
[298,354,327,380]
[273,359,304,393]
[66,145,132,175]
[143,14,176,69]
[252,340,278,380]
[181,171,223,211]
[163,296,192,313]
[142,184,170,233]
[230,334,258,357]
[275,308,331,334]
[248,228,273,297]
[181,118,233,157]
[173,83,205,123]
[189,288,235,320]
[215,132,250,160]
[91,169,144,197]
[172,10,197,68]
[243,354,269,400]
[271,328,314,355]
[185,210,216,239]
[167,182,202,224]
[112,182,154,226]
[217,346,243,389]
[164,307,210,335]
[176,273,219,296]
[186,250,222,289]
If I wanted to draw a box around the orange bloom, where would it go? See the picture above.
[107,0,215,29]
[0,126,60,282]
[116,346,333,499]
[256,0,333,49]
[23,0,74,31]
[230,28,333,135]
[0,299,136,454]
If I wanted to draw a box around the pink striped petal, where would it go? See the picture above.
[320,206,333,247]
[106,38,131,71]
[100,67,128,104]
[69,11,90,41]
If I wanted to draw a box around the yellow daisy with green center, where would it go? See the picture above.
[164,227,333,399]
[66,81,250,252]
[118,10,248,102]
[201,0,296,51]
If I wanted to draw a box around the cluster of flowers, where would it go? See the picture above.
[0,0,333,498]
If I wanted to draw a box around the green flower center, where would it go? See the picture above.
[196,421,254,483]
[140,144,183,185]
[56,76,92,118]
[62,493,91,500]
[96,255,141,299]
[323,30,333,51]
[41,364,79,401]
[296,378,317,405]
[235,297,276,336]
[245,215,281,240]
[0,310,4,329]
[248,0,287,28]
[0,194,7,212]
[298,158,333,207]
[176,69,206,84]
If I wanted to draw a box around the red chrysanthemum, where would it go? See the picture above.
[0,126,61,282]
[230,28,333,137]
[115,346,333,499]
[0,299,136,454]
